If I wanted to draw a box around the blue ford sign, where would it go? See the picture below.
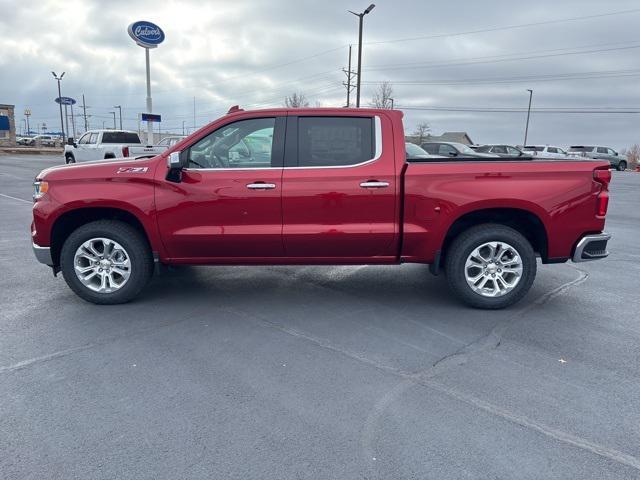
[55,96,76,106]
[128,21,165,49]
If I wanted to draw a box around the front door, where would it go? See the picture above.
[281,115,397,260]
[155,116,286,260]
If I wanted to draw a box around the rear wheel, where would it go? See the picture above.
[445,224,537,309]
[617,161,627,171]
[60,220,153,304]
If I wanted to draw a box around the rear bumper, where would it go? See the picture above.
[33,243,53,266]
[572,232,611,262]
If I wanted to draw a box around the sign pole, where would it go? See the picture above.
[145,47,153,146]
[63,104,69,141]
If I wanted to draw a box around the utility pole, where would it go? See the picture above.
[349,4,376,108]
[51,72,66,141]
[524,89,533,146]
[81,94,89,132]
[110,111,116,129]
[342,45,357,107]
[113,105,122,129]
[182,120,185,135]
[193,96,196,131]
[70,103,77,138]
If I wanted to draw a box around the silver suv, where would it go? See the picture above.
[568,146,627,171]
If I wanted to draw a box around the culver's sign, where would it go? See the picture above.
[127,21,165,48]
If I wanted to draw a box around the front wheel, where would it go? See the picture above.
[617,161,627,171]
[65,154,75,164]
[60,220,153,304]
[445,224,537,309]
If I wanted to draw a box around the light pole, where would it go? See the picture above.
[182,120,185,136]
[109,111,116,129]
[113,105,122,129]
[24,108,31,136]
[389,98,394,109]
[349,4,375,108]
[524,89,533,147]
[51,72,66,141]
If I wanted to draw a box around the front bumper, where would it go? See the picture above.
[32,243,53,266]
[572,232,611,262]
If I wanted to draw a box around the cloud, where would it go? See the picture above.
[1,0,639,148]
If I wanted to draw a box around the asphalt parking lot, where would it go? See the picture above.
[1,153,639,479]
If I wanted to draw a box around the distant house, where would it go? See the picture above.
[422,132,474,145]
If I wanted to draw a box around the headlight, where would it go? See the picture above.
[33,181,49,201]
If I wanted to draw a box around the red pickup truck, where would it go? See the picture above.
[32,107,611,308]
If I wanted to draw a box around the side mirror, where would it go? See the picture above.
[614,151,618,156]
[167,151,187,169]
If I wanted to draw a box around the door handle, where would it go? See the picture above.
[246,182,276,190]
[360,181,389,189]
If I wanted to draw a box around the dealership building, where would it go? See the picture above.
[0,104,16,146]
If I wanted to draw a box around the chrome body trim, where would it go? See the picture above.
[33,243,54,266]
[572,232,611,262]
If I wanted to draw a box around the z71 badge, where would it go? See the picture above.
[117,167,149,174]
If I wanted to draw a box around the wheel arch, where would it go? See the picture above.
[440,206,549,266]
[50,207,154,266]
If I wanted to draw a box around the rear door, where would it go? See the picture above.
[155,116,286,260]
[281,114,397,259]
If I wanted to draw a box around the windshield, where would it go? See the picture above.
[406,143,428,156]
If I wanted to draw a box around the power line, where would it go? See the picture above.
[365,8,640,45]
[397,105,640,114]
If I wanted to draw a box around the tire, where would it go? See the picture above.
[60,220,153,304]
[444,224,537,309]
[104,154,115,159]
[617,161,627,171]
[65,154,75,164]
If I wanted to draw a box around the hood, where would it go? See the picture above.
[36,157,158,181]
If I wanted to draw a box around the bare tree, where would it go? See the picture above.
[284,92,309,108]
[412,122,431,145]
[370,81,394,109]
[621,144,640,169]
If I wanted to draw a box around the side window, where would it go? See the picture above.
[78,133,90,145]
[88,133,99,144]
[607,148,616,155]
[297,117,374,167]
[597,147,607,154]
[438,144,457,156]
[493,146,507,154]
[548,147,558,153]
[507,147,521,155]
[187,117,275,169]
[422,144,438,154]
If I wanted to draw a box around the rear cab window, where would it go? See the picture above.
[296,116,374,167]
[101,132,142,144]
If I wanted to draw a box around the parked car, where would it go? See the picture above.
[405,142,444,160]
[421,141,494,158]
[32,107,611,309]
[64,130,165,163]
[157,135,187,148]
[476,145,526,158]
[21,134,57,147]
[520,145,572,159]
[567,146,628,171]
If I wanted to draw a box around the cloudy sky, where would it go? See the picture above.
[1,0,639,149]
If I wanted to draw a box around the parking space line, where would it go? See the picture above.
[0,193,32,204]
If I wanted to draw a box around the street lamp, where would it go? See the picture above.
[524,89,533,147]
[349,4,375,108]
[51,71,66,141]
[109,111,116,129]
[113,105,122,129]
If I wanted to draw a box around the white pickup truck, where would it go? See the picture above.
[64,130,166,163]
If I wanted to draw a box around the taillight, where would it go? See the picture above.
[593,167,611,217]
[123,146,129,157]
